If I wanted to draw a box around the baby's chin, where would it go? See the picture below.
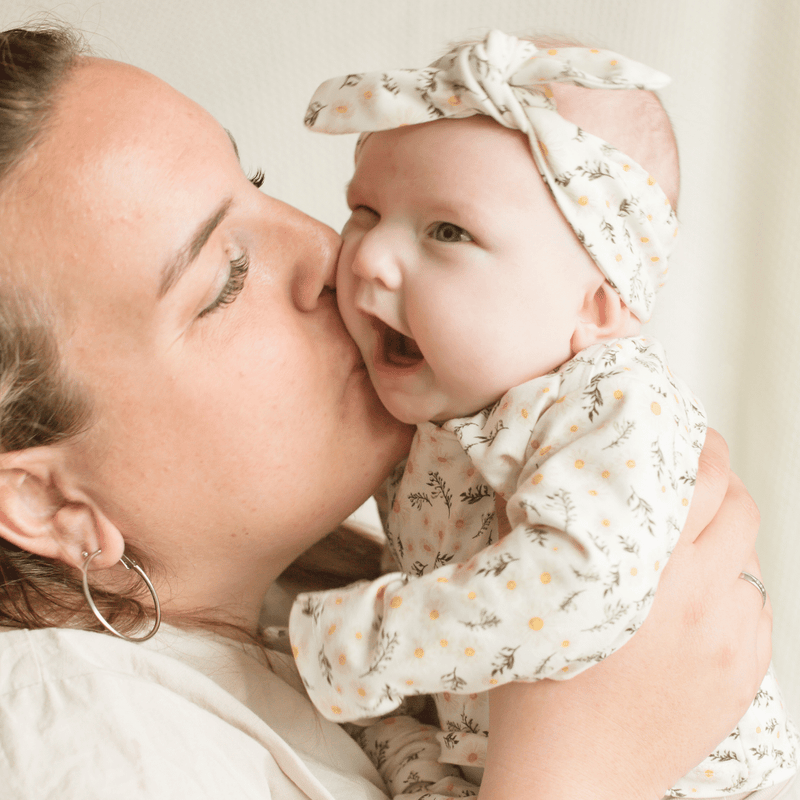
[377,394,433,426]
[376,386,491,426]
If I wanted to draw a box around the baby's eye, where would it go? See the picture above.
[343,206,379,236]
[427,222,473,243]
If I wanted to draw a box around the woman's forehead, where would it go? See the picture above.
[0,58,240,321]
[49,58,224,172]
[11,57,234,233]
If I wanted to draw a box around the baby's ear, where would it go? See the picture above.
[571,281,641,354]
[0,447,124,571]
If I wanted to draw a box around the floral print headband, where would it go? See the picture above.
[304,30,678,321]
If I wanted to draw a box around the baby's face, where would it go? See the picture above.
[337,116,597,424]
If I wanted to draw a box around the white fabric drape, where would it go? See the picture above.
[2,1,798,794]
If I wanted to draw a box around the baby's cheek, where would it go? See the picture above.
[334,282,362,342]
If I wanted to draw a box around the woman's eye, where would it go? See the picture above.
[428,222,473,243]
[199,251,250,318]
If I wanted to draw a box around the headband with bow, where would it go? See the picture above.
[304,30,677,321]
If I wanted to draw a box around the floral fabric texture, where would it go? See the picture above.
[290,338,797,797]
[303,30,676,322]
[345,716,479,799]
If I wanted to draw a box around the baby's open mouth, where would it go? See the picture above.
[375,320,424,369]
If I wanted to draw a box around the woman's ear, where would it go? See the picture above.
[571,281,641,354]
[0,448,125,571]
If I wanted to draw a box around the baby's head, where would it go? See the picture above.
[306,33,679,424]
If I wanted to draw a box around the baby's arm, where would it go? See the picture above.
[357,433,769,800]
[291,340,703,721]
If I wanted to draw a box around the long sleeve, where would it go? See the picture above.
[290,338,705,723]
[348,716,478,799]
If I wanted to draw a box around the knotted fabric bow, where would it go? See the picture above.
[304,30,677,321]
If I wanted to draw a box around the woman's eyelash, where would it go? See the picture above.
[195,166,261,319]
[199,252,250,317]
[248,168,265,188]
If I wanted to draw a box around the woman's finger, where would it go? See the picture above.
[737,551,773,696]
[757,600,773,677]
[737,551,772,619]
[681,428,729,544]
[690,471,760,575]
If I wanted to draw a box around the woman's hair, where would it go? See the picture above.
[0,24,158,637]
[0,25,382,641]
[0,25,80,181]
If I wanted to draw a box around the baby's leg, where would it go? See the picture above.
[348,714,479,798]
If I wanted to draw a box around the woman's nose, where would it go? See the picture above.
[290,214,342,312]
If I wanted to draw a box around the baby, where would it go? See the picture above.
[290,31,797,798]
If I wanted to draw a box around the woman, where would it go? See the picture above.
[0,25,772,800]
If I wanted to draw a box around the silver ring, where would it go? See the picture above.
[739,571,767,609]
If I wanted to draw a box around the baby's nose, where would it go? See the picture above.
[350,231,404,291]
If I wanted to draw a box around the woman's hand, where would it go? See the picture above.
[480,429,771,800]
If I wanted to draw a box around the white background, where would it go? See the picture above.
[2,0,798,791]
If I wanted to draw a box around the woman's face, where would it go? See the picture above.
[0,58,412,610]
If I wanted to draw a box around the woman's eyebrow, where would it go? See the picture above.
[158,198,233,299]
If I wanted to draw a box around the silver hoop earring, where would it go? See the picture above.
[81,549,162,642]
